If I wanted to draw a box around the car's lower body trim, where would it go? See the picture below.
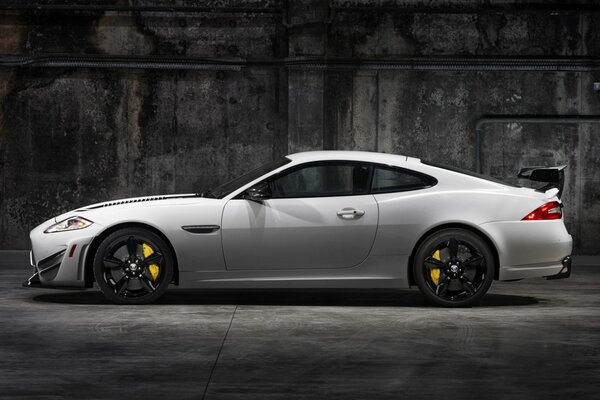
[22,271,86,290]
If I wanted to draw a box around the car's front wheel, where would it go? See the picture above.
[93,228,174,305]
[413,228,495,307]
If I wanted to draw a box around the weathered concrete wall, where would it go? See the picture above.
[1,0,599,253]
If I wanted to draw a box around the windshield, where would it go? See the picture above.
[205,157,291,199]
[422,160,520,188]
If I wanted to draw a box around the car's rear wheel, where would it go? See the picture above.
[93,228,174,305]
[413,228,495,307]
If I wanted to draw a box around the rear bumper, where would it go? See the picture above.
[480,219,572,281]
[499,256,572,281]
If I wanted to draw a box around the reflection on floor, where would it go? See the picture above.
[1,251,599,399]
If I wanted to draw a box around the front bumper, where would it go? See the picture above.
[24,234,96,289]
[23,249,64,288]
[23,249,85,289]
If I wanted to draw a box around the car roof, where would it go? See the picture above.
[286,151,420,165]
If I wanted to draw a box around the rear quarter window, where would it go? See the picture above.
[371,166,437,194]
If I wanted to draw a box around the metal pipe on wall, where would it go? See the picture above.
[330,4,600,14]
[1,54,600,72]
[474,116,600,173]
[0,0,596,14]
[0,3,283,14]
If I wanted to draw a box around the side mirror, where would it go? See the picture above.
[245,183,272,202]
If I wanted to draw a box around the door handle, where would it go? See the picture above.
[337,208,365,219]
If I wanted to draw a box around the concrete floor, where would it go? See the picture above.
[1,251,599,400]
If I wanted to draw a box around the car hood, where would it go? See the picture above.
[75,193,201,211]
[52,193,209,222]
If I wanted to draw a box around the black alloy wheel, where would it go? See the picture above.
[93,228,174,305]
[413,228,495,307]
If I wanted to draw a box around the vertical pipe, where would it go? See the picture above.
[475,127,482,173]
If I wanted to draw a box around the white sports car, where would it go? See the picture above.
[25,151,572,307]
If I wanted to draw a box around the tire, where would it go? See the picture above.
[93,228,174,305]
[413,228,495,307]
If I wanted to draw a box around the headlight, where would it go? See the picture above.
[44,216,93,233]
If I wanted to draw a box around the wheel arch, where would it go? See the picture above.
[407,222,500,287]
[84,222,180,288]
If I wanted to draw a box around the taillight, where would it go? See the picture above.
[522,201,562,220]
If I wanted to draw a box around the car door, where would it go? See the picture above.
[221,162,379,270]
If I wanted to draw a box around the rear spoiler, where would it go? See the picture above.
[517,165,567,198]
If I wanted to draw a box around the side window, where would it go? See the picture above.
[371,166,435,193]
[270,163,370,198]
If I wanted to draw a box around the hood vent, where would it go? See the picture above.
[86,194,199,210]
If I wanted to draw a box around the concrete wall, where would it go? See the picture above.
[1,0,599,253]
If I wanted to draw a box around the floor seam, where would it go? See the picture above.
[201,303,238,400]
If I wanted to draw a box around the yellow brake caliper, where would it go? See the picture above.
[142,243,160,281]
[430,250,441,285]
